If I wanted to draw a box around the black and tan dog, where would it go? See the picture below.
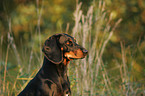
[18,33,88,96]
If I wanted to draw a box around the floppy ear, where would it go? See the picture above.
[42,34,63,64]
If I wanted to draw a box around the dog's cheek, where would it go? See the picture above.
[62,45,68,51]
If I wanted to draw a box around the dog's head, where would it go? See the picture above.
[42,33,88,64]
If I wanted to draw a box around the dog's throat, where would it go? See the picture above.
[63,58,70,65]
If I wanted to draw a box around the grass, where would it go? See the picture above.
[70,1,144,96]
[0,0,145,96]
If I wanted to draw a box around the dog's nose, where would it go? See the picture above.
[83,49,88,55]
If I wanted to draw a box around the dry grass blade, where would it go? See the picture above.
[3,44,10,93]
[36,0,44,60]
[17,69,38,91]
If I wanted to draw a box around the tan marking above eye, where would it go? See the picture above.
[66,41,70,45]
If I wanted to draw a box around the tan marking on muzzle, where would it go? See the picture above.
[64,49,84,59]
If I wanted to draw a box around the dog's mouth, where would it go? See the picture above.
[64,49,88,60]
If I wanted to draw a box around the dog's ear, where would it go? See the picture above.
[42,34,63,64]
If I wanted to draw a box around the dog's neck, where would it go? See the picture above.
[42,57,69,77]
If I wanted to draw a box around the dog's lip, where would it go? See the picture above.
[64,56,85,60]
[68,55,86,59]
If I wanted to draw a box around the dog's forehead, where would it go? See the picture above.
[59,34,74,44]
[64,34,74,40]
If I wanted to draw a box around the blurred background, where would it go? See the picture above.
[0,0,145,95]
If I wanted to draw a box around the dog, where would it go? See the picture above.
[18,33,88,96]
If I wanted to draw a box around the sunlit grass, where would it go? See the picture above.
[69,1,144,96]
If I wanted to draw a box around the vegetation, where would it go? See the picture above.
[0,0,145,96]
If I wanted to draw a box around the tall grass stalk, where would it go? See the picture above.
[71,1,122,95]
[7,18,22,73]
[36,0,44,61]
[3,41,10,94]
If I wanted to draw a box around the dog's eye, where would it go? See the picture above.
[66,41,73,46]
[66,41,69,45]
